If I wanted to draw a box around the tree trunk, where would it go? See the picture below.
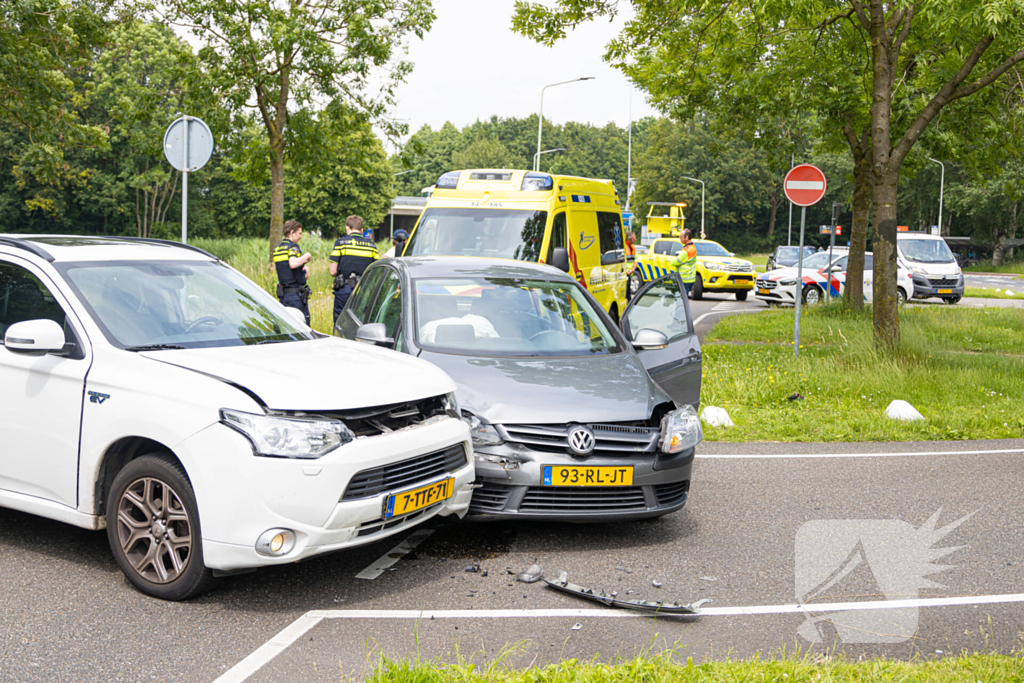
[993,234,1005,268]
[767,191,780,237]
[844,132,872,310]
[872,170,900,348]
[1007,200,1018,262]
[268,139,285,255]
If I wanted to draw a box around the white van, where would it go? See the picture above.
[896,233,964,304]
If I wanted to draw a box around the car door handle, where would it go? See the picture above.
[687,349,701,362]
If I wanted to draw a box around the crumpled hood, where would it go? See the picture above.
[142,338,454,411]
[419,350,669,425]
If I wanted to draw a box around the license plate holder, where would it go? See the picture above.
[937,288,952,294]
[542,465,634,487]
[383,477,454,519]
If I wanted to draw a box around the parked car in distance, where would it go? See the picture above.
[0,235,474,600]
[755,251,912,306]
[766,245,819,272]
[335,257,703,522]
[896,233,964,304]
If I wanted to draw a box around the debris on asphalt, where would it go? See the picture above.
[616,566,633,574]
[787,393,804,401]
[465,561,480,573]
[700,406,733,427]
[571,623,583,631]
[700,576,718,582]
[544,571,709,615]
[652,580,663,588]
[516,564,543,583]
[885,399,925,421]
[482,569,489,577]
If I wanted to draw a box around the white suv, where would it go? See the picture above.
[0,235,474,600]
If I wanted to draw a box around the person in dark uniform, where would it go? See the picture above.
[329,215,380,322]
[273,219,312,325]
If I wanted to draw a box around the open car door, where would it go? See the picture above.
[619,272,701,409]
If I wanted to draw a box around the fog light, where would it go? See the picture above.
[256,528,296,556]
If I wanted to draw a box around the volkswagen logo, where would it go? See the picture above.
[567,426,596,456]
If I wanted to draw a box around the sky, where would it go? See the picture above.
[387,0,658,148]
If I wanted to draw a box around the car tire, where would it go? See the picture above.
[802,284,823,305]
[107,453,215,601]
[735,290,748,301]
[944,296,961,305]
[692,276,704,300]
[897,289,906,306]
[628,271,644,299]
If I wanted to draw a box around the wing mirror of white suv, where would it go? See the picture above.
[355,322,395,348]
[4,319,66,355]
[284,307,308,327]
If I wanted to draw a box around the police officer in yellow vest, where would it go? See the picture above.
[273,219,312,324]
[329,215,380,322]
[671,228,698,296]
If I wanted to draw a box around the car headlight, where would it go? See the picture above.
[912,266,926,275]
[779,279,797,286]
[461,412,504,447]
[660,405,703,454]
[443,392,461,419]
[220,409,355,459]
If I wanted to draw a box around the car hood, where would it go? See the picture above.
[141,337,454,411]
[418,350,669,425]
[699,256,752,267]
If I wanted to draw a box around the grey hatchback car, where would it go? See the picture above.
[334,257,703,522]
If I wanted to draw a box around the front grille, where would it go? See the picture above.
[469,483,514,513]
[654,481,689,507]
[720,263,753,273]
[341,444,467,501]
[499,422,660,456]
[927,276,959,287]
[758,280,777,289]
[519,486,647,513]
[356,505,438,537]
[315,395,450,437]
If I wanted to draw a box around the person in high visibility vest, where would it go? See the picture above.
[329,215,380,323]
[273,219,312,324]
[671,227,698,295]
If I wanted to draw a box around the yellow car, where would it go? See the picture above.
[631,238,756,300]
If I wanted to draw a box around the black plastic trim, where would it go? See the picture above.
[0,237,56,262]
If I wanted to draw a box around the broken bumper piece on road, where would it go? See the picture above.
[543,571,710,615]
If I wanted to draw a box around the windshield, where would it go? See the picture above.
[405,208,549,262]
[695,242,731,257]
[414,277,620,357]
[798,252,834,270]
[900,238,955,263]
[58,261,313,349]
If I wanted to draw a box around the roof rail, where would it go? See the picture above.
[101,237,219,260]
[0,236,56,262]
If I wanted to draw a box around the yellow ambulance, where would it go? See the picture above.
[402,169,632,320]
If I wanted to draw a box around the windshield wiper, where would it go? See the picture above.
[124,343,187,352]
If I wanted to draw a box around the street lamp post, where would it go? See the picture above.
[533,147,566,171]
[535,78,594,171]
[391,170,416,238]
[927,157,945,235]
[680,176,705,239]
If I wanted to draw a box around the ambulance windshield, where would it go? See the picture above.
[405,208,549,262]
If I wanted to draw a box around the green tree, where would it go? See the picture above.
[163,0,435,252]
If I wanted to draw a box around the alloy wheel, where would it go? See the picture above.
[116,477,193,584]
[803,285,821,305]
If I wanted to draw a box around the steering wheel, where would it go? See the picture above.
[183,316,223,334]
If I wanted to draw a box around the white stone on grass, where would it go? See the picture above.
[884,400,924,421]
[701,406,734,427]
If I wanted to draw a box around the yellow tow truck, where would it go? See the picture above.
[629,203,756,300]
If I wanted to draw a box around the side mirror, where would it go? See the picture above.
[551,247,570,273]
[355,322,394,348]
[4,319,66,355]
[729,252,736,257]
[285,307,308,326]
[631,328,669,350]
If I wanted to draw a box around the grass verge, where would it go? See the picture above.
[700,303,1024,442]
[964,261,1024,275]
[964,287,1023,300]
[737,252,769,268]
[369,653,1024,683]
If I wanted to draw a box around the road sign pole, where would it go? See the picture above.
[827,201,839,300]
[794,206,807,357]
[181,117,189,244]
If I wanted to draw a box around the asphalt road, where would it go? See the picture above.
[3,438,1023,683]
[965,272,1024,294]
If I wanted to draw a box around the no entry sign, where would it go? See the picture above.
[784,164,827,206]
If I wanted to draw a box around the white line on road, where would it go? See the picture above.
[217,593,1024,682]
[698,448,1024,459]
[355,528,434,580]
[692,307,763,327]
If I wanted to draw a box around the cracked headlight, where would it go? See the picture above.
[660,405,703,454]
[461,412,504,447]
[220,409,355,459]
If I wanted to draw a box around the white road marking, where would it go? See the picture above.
[218,593,1024,681]
[692,307,763,327]
[698,448,1024,459]
[355,528,434,580]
